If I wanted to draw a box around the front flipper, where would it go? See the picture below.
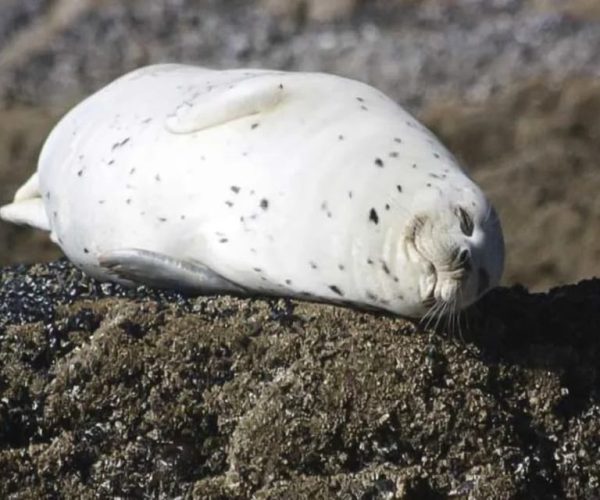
[165,72,286,134]
[98,248,247,294]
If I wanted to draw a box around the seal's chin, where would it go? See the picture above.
[419,258,471,310]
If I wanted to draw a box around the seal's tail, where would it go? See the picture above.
[0,172,50,231]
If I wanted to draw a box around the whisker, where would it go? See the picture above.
[419,301,437,331]
[457,289,466,344]
[421,301,440,332]
[433,301,445,333]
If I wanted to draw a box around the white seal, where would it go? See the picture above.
[0,64,504,318]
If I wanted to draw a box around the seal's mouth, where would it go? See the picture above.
[420,252,470,307]
[405,215,471,308]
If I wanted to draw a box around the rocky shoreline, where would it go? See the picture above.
[0,260,599,497]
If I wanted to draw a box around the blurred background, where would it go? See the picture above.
[0,0,598,291]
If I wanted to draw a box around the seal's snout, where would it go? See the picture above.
[404,209,478,308]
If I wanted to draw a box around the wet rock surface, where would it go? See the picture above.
[0,261,599,497]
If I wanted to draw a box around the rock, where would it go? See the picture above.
[0,260,599,497]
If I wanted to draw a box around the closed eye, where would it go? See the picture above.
[456,207,474,236]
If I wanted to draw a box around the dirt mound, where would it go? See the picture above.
[0,261,598,497]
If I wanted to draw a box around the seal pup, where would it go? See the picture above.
[0,64,504,318]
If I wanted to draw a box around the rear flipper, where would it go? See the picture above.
[0,173,50,231]
[99,248,248,295]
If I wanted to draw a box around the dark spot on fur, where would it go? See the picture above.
[329,285,344,296]
[126,199,131,205]
[260,199,269,210]
[394,137,402,143]
[251,123,259,129]
[77,170,83,176]
[180,215,186,220]
[310,262,318,269]
[366,291,378,301]
[348,191,353,199]
[231,186,241,193]
[427,183,432,187]
[369,208,379,224]
[158,217,167,222]
[83,248,89,254]
[108,160,115,166]
[338,264,345,271]
[381,261,391,275]
[129,168,136,175]
[375,158,384,168]
[385,204,390,210]
[367,258,374,265]
[219,238,228,243]
[279,83,284,89]
[155,174,161,182]
[338,134,345,140]
[253,267,262,273]
[361,105,368,111]
[225,201,234,207]
[112,137,130,150]
[412,163,417,168]
[285,279,292,285]
[434,152,441,158]
[321,202,332,218]
[98,200,105,205]
[389,152,399,158]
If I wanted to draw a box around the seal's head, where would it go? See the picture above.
[403,183,504,318]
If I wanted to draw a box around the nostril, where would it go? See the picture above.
[459,249,472,272]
